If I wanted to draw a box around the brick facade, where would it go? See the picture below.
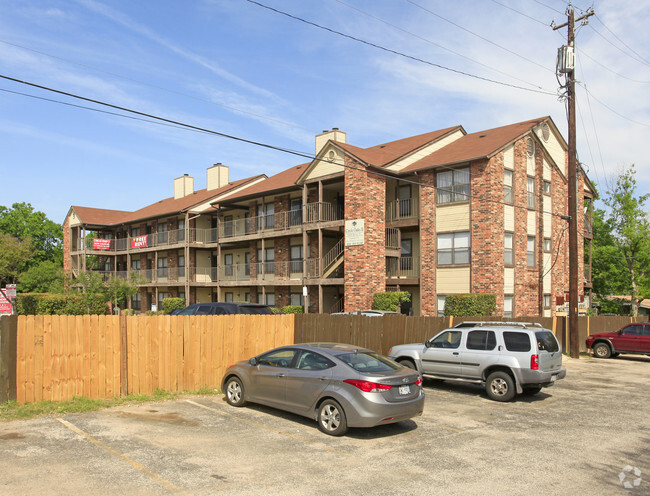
[419,171,437,315]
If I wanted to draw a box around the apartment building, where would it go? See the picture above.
[63,116,594,316]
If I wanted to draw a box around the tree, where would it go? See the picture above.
[0,233,34,285]
[19,260,64,293]
[0,202,63,265]
[593,166,650,316]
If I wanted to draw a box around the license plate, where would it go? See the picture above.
[399,385,410,395]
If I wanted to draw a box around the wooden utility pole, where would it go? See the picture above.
[553,5,594,358]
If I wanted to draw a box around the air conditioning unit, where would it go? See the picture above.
[557,45,575,73]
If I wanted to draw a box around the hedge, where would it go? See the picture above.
[372,291,410,312]
[444,294,496,316]
[162,297,185,314]
[16,293,108,315]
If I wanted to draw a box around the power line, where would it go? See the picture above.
[489,0,550,26]
[530,0,564,16]
[577,47,650,84]
[587,23,650,68]
[244,0,557,96]
[577,81,650,128]
[404,0,554,75]
[333,0,552,89]
[0,38,316,134]
[0,73,568,220]
[592,14,650,67]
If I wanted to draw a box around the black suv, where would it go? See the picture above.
[176,302,273,315]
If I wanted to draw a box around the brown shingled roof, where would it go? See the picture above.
[402,117,549,172]
[218,163,308,204]
[70,175,264,227]
[335,126,463,167]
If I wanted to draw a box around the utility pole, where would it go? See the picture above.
[553,4,594,358]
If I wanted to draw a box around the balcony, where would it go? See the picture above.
[386,198,419,222]
[386,257,419,279]
[81,228,187,252]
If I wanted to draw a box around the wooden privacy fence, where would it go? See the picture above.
[0,314,294,405]
[0,313,638,405]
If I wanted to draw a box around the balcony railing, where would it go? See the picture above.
[386,198,419,222]
[218,210,303,239]
[386,257,419,278]
[304,202,341,223]
[82,228,187,252]
[386,228,400,250]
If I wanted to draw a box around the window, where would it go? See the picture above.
[224,253,233,277]
[503,331,531,352]
[258,349,297,368]
[131,259,141,271]
[178,255,185,277]
[131,292,141,311]
[401,239,413,271]
[289,198,302,226]
[131,227,140,237]
[244,252,251,276]
[543,180,551,195]
[258,247,275,273]
[157,257,168,277]
[157,292,169,309]
[223,215,233,237]
[296,351,334,370]
[258,203,275,229]
[429,330,462,349]
[338,352,400,372]
[437,296,446,316]
[157,222,168,245]
[290,293,302,306]
[398,184,412,217]
[437,232,470,265]
[290,245,302,273]
[622,325,643,336]
[437,168,470,204]
[504,170,513,203]
[504,295,513,317]
[536,331,559,352]
[543,294,551,308]
[527,237,536,267]
[544,238,551,252]
[178,219,185,241]
[504,233,513,266]
[225,292,233,303]
[259,292,275,306]
[527,177,536,209]
[466,330,497,351]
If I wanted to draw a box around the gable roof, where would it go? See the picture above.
[218,163,309,205]
[69,175,263,227]
[402,117,549,173]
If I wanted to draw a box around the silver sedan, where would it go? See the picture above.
[221,343,425,436]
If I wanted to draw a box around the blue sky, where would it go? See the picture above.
[1,0,648,224]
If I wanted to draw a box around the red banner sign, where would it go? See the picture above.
[0,294,11,315]
[92,238,112,250]
[131,234,149,248]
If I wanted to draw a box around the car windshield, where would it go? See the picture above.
[337,352,401,372]
[535,331,560,352]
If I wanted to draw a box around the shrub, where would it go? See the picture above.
[162,297,185,314]
[15,292,108,315]
[280,305,304,314]
[444,294,496,317]
[372,291,410,312]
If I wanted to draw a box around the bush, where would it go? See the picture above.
[15,292,108,315]
[372,291,410,312]
[162,297,185,314]
[280,305,304,314]
[444,294,496,317]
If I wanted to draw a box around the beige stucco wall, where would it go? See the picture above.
[436,267,470,293]
[436,203,470,232]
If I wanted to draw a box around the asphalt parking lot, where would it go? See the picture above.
[1,355,648,496]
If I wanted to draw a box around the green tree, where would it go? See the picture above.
[0,233,34,285]
[0,202,63,264]
[593,166,650,316]
[104,273,142,312]
[18,260,64,293]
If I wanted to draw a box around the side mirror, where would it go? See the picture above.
[249,357,258,366]
[424,340,432,348]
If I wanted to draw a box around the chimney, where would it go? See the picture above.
[315,127,346,155]
[207,163,229,191]
[174,174,194,199]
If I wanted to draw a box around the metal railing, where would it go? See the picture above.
[386,198,419,222]
[386,257,419,278]
[386,228,400,249]
[304,202,341,223]
[82,228,187,252]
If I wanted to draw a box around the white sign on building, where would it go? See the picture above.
[345,219,365,246]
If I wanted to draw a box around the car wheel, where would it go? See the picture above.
[522,386,543,395]
[398,358,417,370]
[486,371,516,402]
[224,377,246,407]
[593,342,612,359]
[317,399,348,436]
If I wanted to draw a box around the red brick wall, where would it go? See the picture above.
[275,237,290,278]
[343,158,386,311]
[63,216,71,275]
[419,171,436,316]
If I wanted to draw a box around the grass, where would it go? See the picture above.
[0,387,220,421]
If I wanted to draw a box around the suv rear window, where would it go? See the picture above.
[503,331,531,352]
[466,330,497,350]
[535,331,559,352]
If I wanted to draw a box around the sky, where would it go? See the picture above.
[0,0,648,224]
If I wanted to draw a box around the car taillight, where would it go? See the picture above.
[343,379,392,393]
[530,354,539,370]
[415,378,422,386]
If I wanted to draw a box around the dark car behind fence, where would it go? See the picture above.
[0,313,639,405]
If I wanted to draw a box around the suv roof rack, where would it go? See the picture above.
[453,321,543,329]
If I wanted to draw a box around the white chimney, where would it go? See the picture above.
[315,127,346,155]
[174,174,194,199]
[207,163,229,191]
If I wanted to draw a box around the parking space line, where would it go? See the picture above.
[185,399,358,459]
[55,417,187,495]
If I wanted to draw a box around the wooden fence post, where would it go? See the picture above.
[0,316,18,403]
[119,315,128,397]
